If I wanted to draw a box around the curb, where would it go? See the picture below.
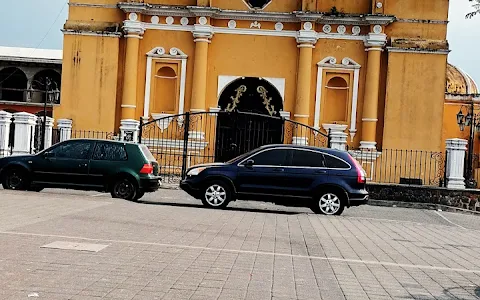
[368,199,480,216]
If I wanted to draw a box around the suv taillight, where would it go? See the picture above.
[349,155,366,184]
[140,163,153,174]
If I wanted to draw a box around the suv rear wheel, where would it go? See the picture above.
[201,180,231,209]
[111,178,138,201]
[312,191,345,215]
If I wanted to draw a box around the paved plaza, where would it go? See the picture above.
[0,189,480,300]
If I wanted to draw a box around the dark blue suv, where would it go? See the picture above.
[180,144,368,215]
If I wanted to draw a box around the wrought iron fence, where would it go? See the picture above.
[70,130,118,141]
[351,149,447,187]
[140,111,330,184]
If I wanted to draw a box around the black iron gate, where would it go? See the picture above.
[139,111,330,184]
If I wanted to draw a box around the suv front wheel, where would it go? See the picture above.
[201,180,231,209]
[312,191,345,215]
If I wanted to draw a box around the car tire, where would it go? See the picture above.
[133,191,145,202]
[110,178,138,201]
[311,191,345,216]
[201,180,231,209]
[1,168,29,191]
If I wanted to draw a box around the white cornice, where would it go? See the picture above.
[68,2,118,9]
[0,56,61,64]
[387,47,450,55]
[142,23,366,40]
[397,18,448,25]
[62,29,122,38]
[117,2,396,25]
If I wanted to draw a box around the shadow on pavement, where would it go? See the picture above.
[137,200,301,215]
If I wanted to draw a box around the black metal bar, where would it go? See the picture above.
[139,117,143,144]
[181,112,191,180]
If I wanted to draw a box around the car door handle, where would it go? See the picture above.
[79,163,87,167]
[315,170,327,174]
[273,168,284,172]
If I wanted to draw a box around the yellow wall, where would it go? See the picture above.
[54,34,120,132]
[384,0,449,20]
[312,39,367,147]
[316,0,371,14]
[383,52,447,151]
[135,29,196,119]
[207,34,299,114]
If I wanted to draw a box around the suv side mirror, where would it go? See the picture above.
[244,159,254,168]
[44,151,54,158]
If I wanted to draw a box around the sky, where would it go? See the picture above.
[0,0,478,84]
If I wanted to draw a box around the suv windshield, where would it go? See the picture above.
[226,148,258,164]
[140,145,156,161]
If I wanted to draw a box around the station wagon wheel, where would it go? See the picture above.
[202,181,231,209]
[111,178,137,201]
[2,168,29,191]
[312,192,345,216]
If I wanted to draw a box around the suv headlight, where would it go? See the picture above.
[187,167,207,176]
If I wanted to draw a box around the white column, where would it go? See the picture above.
[0,110,12,157]
[43,117,55,149]
[12,112,37,156]
[329,131,348,151]
[57,119,72,142]
[120,119,140,143]
[446,138,468,190]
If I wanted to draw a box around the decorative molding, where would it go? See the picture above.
[140,22,367,41]
[121,104,136,108]
[322,24,332,33]
[352,26,361,35]
[296,30,317,45]
[165,16,175,25]
[275,22,284,31]
[69,2,118,9]
[386,47,450,55]
[151,113,174,132]
[228,20,237,29]
[117,3,396,25]
[180,17,189,26]
[217,75,286,102]
[151,16,160,24]
[123,20,145,37]
[62,29,122,38]
[314,56,361,142]
[193,24,214,41]
[143,47,188,122]
[364,33,387,48]
[279,111,291,119]
[397,18,448,25]
[250,21,261,29]
[337,25,346,34]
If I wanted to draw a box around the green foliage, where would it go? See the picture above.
[466,0,480,19]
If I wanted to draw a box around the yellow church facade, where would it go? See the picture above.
[56,0,459,155]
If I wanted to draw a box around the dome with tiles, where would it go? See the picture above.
[446,63,478,95]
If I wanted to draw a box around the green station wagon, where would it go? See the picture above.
[0,139,161,201]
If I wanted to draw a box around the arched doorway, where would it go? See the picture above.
[215,77,284,162]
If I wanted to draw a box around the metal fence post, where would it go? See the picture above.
[181,112,191,179]
[139,118,143,144]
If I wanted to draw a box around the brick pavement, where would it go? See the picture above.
[0,189,479,299]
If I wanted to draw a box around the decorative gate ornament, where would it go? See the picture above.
[226,85,247,112]
[257,86,275,116]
